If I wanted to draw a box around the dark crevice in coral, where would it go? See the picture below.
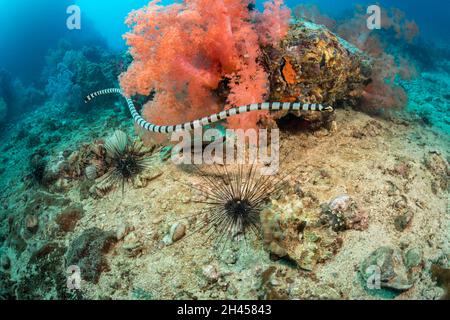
[276,113,323,134]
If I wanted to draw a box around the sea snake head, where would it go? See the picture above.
[323,106,334,112]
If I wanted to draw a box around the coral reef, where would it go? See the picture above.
[293,4,336,30]
[293,5,421,112]
[44,41,125,112]
[402,71,450,133]
[0,1,448,302]
[0,69,45,122]
[119,1,376,140]
[263,20,370,110]
[336,7,420,112]
[120,0,290,135]
[0,40,127,125]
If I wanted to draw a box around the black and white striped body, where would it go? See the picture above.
[85,88,334,133]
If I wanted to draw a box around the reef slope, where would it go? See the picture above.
[1,100,447,299]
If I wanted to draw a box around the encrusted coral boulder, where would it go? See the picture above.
[263,20,373,132]
[260,20,371,130]
[262,194,344,271]
[264,20,371,107]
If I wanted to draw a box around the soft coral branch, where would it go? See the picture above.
[255,0,291,47]
[333,5,418,111]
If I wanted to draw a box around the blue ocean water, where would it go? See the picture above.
[76,0,450,50]
[0,0,448,80]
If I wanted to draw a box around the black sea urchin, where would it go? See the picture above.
[98,130,153,193]
[184,164,289,246]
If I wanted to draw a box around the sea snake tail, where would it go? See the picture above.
[85,88,334,133]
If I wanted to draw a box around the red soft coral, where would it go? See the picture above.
[333,6,418,111]
[336,6,419,54]
[255,0,291,47]
[120,0,291,131]
[362,80,407,111]
[361,53,408,111]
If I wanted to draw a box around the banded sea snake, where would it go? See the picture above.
[85,88,334,133]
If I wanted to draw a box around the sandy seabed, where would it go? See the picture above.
[0,81,448,300]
